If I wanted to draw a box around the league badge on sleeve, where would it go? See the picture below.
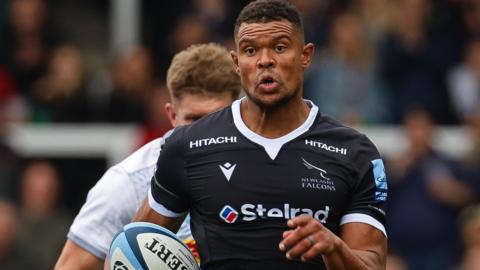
[371,159,388,202]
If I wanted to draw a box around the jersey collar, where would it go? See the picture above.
[231,98,319,160]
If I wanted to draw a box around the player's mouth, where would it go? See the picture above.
[257,75,280,92]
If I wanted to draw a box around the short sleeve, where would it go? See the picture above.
[68,167,138,259]
[149,127,190,217]
[340,135,388,237]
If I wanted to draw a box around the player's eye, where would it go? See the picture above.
[274,45,287,53]
[244,47,256,56]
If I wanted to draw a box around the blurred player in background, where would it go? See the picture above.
[54,43,242,270]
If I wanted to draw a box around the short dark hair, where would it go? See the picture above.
[234,0,304,39]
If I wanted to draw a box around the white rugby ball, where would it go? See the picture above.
[109,222,199,270]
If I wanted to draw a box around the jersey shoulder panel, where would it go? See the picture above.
[309,114,381,172]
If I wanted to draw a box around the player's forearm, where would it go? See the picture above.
[322,237,385,270]
[55,259,103,270]
[55,240,104,270]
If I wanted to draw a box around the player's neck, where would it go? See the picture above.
[240,97,310,139]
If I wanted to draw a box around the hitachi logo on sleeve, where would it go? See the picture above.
[189,136,237,148]
[305,139,347,155]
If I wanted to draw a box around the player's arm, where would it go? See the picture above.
[55,240,103,270]
[56,167,139,270]
[134,126,189,231]
[279,216,386,269]
[133,197,185,233]
[281,136,388,269]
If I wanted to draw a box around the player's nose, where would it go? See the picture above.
[257,49,275,69]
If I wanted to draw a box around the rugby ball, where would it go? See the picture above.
[108,222,199,270]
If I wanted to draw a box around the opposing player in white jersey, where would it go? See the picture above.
[54,43,242,270]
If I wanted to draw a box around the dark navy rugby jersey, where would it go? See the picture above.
[148,99,388,269]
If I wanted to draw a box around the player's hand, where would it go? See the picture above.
[279,214,339,262]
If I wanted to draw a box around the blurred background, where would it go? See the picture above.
[0,0,480,269]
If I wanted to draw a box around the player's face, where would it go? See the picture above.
[165,93,234,127]
[231,20,314,109]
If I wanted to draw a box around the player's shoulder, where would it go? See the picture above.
[314,113,365,139]
[311,112,372,142]
[117,136,164,173]
[307,112,379,159]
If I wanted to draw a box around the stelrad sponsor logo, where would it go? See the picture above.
[219,205,239,223]
[219,203,330,224]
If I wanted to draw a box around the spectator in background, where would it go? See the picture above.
[169,14,211,54]
[0,0,7,33]
[0,199,33,270]
[192,0,228,38]
[387,108,475,270]
[351,0,394,49]
[460,109,480,196]
[0,66,17,100]
[290,0,330,47]
[462,0,480,38]
[16,160,71,270]
[138,84,173,147]
[31,44,91,123]
[0,0,60,97]
[448,39,480,123]
[455,205,480,270]
[305,10,390,125]
[0,97,19,200]
[107,46,155,123]
[379,0,460,124]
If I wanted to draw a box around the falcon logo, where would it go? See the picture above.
[301,157,330,180]
[219,162,236,181]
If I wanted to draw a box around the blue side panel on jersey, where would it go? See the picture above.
[371,159,388,202]
[109,232,144,270]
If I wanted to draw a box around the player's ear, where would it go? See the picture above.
[301,43,315,69]
[165,102,176,127]
[231,50,240,74]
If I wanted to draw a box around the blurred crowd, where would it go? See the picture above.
[2,0,480,126]
[0,160,71,270]
[1,0,480,269]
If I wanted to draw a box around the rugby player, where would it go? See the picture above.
[136,0,388,269]
[54,43,242,270]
